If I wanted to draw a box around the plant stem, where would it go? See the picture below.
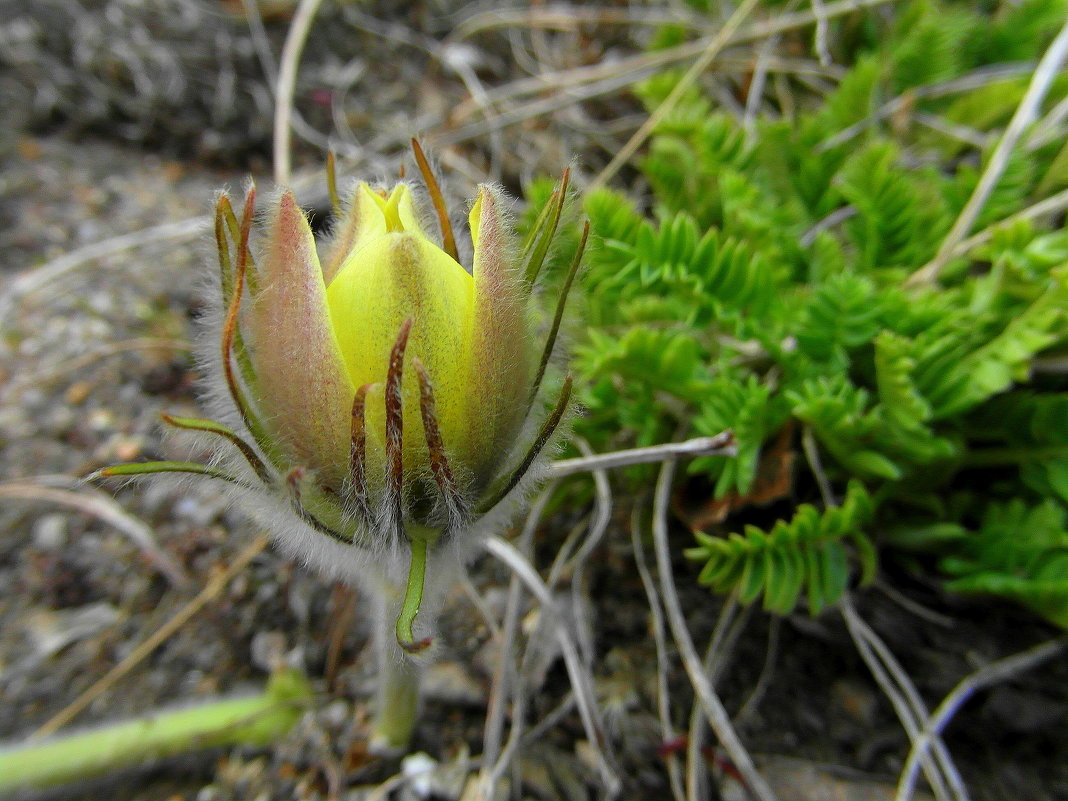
[396,535,430,652]
[371,599,422,753]
[0,669,310,794]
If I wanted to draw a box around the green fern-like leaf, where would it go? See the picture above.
[947,146,1037,230]
[576,327,710,452]
[794,273,885,363]
[788,375,903,480]
[874,330,932,428]
[813,56,882,134]
[607,213,777,323]
[966,0,1068,65]
[941,500,1068,629]
[837,142,948,270]
[691,374,783,497]
[886,0,974,92]
[686,482,876,615]
[935,270,1068,417]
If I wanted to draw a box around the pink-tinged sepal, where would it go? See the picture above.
[465,185,534,489]
[321,181,430,285]
[249,190,355,489]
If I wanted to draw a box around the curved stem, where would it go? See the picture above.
[372,602,422,753]
[396,536,432,653]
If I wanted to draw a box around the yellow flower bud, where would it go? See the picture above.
[245,178,555,527]
[98,148,580,653]
[97,146,585,750]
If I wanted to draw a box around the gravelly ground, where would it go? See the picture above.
[1,5,1067,800]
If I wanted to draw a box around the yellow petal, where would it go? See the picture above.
[321,183,428,285]
[326,229,474,477]
[249,190,354,487]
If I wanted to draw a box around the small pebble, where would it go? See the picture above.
[64,381,92,405]
[173,494,222,526]
[32,513,68,549]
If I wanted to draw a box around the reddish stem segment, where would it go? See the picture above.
[220,185,257,435]
[478,373,574,515]
[214,195,235,303]
[411,139,458,262]
[326,151,340,217]
[413,357,464,525]
[349,383,374,521]
[385,318,413,533]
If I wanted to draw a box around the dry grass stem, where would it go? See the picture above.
[841,595,967,801]
[483,536,620,798]
[895,636,1068,801]
[686,596,751,800]
[0,478,188,587]
[590,0,761,191]
[733,616,781,727]
[12,337,191,392]
[31,534,270,739]
[628,505,686,801]
[819,63,1038,152]
[0,217,208,327]
[449,6,717,42]
[568,440,613,665]
[907,18,1068,287]
[477,487,555,799]
[650,458,778,801]
[549,433,735,479]
[947,186,1068,259]
[273,0,326,186]
[441,0,893,151]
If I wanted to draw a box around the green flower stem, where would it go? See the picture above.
[371,624,422,753]
[395,535,430,653]
[370,528,441,751]
[0,669,311,794]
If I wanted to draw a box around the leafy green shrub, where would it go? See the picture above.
[530,0,1068,622]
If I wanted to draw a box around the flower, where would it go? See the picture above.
[99,144,585,656]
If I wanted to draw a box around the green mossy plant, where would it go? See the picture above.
[529,0,1068,623]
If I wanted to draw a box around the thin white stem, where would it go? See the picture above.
[744,28,783,138]
[943,186,1068,261]
[811,0,832,67]
[650,459,778,801]
[520,693,576,746]
[895,636,1068,801]
[459,573,502,642]
[477,487,555,799]
[0,480,188,587]
[273,0,326,186]
[628,506,687,801]
[0,217,207,327]
[444,0,893,131]
[733,616,781,727]
[1027,94,1068,149]
[907,18,1068,287]
[483,536,621,798]
[570,440,614,665]
[548,432,735,479]
[840,595,967,801]
[818,63,1037,152]
[590,0,761,191]
[686,596,750,801]
[801,426,836,506]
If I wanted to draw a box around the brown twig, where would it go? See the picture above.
[32,534,270,739]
